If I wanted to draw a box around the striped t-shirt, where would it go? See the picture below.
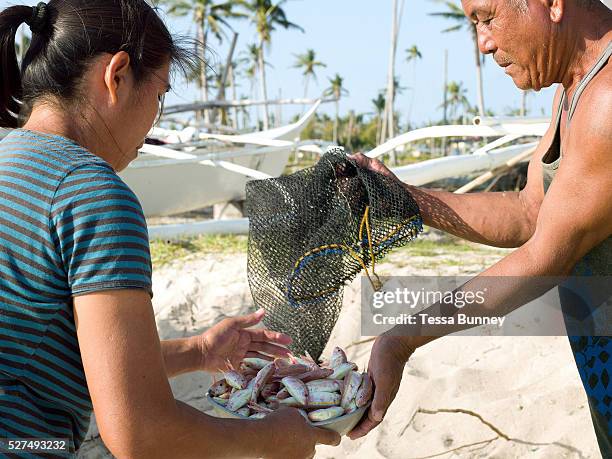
[0,130,152,457]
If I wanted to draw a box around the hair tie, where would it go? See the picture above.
[25,2,48,35]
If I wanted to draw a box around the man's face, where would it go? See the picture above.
[461,0,554,91]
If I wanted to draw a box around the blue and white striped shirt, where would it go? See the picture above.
[0,130,152,457]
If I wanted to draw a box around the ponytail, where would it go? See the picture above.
[0,5,31,128]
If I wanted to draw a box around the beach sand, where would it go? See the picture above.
[77,237,603,458]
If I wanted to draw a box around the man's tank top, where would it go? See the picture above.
[540,41,612,455]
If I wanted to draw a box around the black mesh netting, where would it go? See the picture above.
[246,147,423,360]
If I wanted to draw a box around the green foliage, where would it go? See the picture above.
[293,49,326,78]
[245,0,304,45]
[405,44,422,63]
[324,74,349,99]
[161,0,246,41]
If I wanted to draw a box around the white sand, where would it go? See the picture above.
[78,243,603,459]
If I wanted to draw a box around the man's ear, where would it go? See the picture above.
[104,51,131,106]
[548,0,564,23]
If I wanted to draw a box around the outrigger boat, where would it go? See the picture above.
[119,101,324,218]
[147,116,550,239]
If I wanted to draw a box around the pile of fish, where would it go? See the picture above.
[208,346,372,423]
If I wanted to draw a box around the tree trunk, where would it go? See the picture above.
[257,42,270,130]
[213,32,238,125]
[443,49,448,123]
[382,0,399,163]
[303,75,309,112]
[520,90,527,116]
[472,25,485,117]
[346,110,354,150]
[229,65,238,129]
[442,49,448,155]
[303,75,310,99]
[196,15,210,125]
[251,77,259,128]
[333,96,339,144]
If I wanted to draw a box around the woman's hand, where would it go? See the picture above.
[196,308,292,372]
[348,335,416,439]
[262,407,341,458]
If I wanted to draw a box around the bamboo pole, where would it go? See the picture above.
[164,98,334,115]
[454,147,535,194]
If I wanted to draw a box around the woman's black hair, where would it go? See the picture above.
[0,0,197,127]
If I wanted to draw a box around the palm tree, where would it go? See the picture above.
[293,49,326,99]
[405,45,422,127]
[405,44,422,64]
[323,74,349,144]
[381,0,404,145]
[430,0,485,116]
[443,81,471,121]
[240,43,261,97]
[238,43,272,127]
[162,0,246,124]
[392,76,406,99]
[372,92,386,145]
[245,0,304,130]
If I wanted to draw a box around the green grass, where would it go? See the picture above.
[149,230,508,270]
[150,234,248,268]
[396,238,475,257]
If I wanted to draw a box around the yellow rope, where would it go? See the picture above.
[289,207,422,301]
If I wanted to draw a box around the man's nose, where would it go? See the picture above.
[477,26,497,54]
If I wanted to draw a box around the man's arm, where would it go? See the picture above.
[350,82,612,438]
[354,87,564,248]
[407,88,566,248]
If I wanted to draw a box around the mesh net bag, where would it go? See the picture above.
[246,147,423,360]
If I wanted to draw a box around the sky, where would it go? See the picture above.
[159,0,558,125]
[6,0,610,126]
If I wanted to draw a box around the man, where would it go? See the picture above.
[348,0,612,455]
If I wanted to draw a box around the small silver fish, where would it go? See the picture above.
[281,376,309,406]
[308,406,345,422]
[227,388,251,411]
[341,371,363,410]
[327,362,357,380]
[329,347,348,368]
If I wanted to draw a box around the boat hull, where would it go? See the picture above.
[119,148,291,218]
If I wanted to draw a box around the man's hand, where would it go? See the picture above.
[263,407,341,458]
[350,153,402,182]
[348,335,416,439]
[197,308,292,372]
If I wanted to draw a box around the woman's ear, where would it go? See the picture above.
[104,51,131,106]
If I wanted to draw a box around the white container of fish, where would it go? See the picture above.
[205,391,371,436]
[206,347,373,436]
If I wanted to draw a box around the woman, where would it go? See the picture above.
[0,1,340,457]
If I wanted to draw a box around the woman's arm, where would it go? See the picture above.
[159,336,201,378]
[73,289,339,458]
[159,309,293,379]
